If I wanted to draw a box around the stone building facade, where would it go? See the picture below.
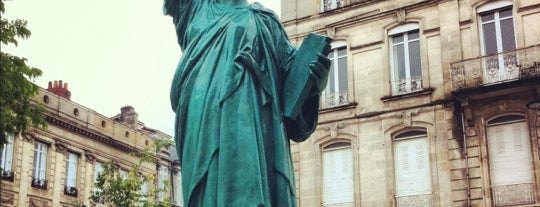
[281,0,540,206]
[0,81,183,207]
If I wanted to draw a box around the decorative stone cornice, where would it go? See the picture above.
[45,115,137,154]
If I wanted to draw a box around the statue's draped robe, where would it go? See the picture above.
[165,1,320,206]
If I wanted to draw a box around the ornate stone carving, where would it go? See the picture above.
[29,198,49,207]
[397,9,406,23]
[54,139,68,154]
[400,110,418,127]
[84,150,96,163]
[0,192,14,205]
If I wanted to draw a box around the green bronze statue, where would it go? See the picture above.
[164,1,331,206]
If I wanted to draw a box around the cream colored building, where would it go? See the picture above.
[0,81,183,207]
[282,0,540,206]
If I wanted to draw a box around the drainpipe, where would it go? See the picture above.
[461,110,471,207]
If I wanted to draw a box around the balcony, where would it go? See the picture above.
[451,45,540,92]
[321,91,349,109]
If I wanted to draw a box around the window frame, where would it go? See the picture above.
[321,41,349,108]
[389,23,423,95]
[484,113,535,206]
[64,151,79,197]
[0,134,15,181]
[392,130,433,206]
[321,141,354,206]
[32,141,49,189]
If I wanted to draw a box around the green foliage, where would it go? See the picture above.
[0,1,47,146]
[75,139,175,207]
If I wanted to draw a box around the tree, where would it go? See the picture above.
[0,1,47,146]
[75,139,175,207]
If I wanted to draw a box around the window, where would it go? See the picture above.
[94,162,104,191]
[0,134,14,181]
[478,1,518,83]
[486,114,534,206]
[173,171,184,206]
[157,165,169,201]
[65,152,79,197]
[322,41,348,108]
[322,0,344,11]
[322,142,354,206]
[32,141,48,189]
[141,180,149,201]
[389,23,423,95]
[393,130,432,206]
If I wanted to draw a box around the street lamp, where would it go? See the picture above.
[527,99,540,110]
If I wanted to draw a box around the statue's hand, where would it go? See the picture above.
[309,54,331,93]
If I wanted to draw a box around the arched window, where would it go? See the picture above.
[322,141,353,206]
[486,114,534,206]
[321,41,349,108]
[393,130,432,206]
[478,0,518,83]
[389,23,423,95]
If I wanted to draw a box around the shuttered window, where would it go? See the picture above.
[394,130,432,207]
[487,114,534,206]
[322,142,354,206]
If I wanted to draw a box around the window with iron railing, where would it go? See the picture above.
[32,141,48,190]
[64,152,79,197]
[321,0,344,11]
[0,134,14,182]
[389,23,423,95]
[321,41,348,108]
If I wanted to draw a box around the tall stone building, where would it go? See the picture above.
[282,0,540,206]
[0,81,183,207]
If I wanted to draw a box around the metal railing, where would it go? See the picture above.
[392,77,423,95]
[321,91,349,109]
[451,45,540,91]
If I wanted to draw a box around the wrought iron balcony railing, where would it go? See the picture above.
[321,91,349,109]
[451,45,540,91]
[392,77,423,95]
[0,170,14,182]
[64,186,78,197]
[31,178,48,190]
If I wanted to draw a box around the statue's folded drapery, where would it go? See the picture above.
[164,1,322,206]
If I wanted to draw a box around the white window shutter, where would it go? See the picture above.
[394,137,431,197]
[322,146,354,206]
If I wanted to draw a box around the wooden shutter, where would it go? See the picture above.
[322,145,354,206]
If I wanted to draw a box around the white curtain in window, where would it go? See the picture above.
[33,141,48,180]
[322,145,354,206]
[65,152,78,188]
[0,134,14,171]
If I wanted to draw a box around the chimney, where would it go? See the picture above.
[47,80,72,100]
[119,106,139,129]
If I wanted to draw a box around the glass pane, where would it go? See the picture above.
[499,8,513,18]
[393,44,406,80]
[408,40,422,78]
[337,57,348,93]
[328,50,334,59]
[337,47,347,57]
[481,13,495,22]
[482,22,498,55]
[327,61,336,93]
[500,18,516,51]
[393,35,404,43]
[408,31,419,40]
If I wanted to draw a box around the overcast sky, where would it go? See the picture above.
[4,0,281,136]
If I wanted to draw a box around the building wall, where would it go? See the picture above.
[283,0,540,206]
[0,88,177,207]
